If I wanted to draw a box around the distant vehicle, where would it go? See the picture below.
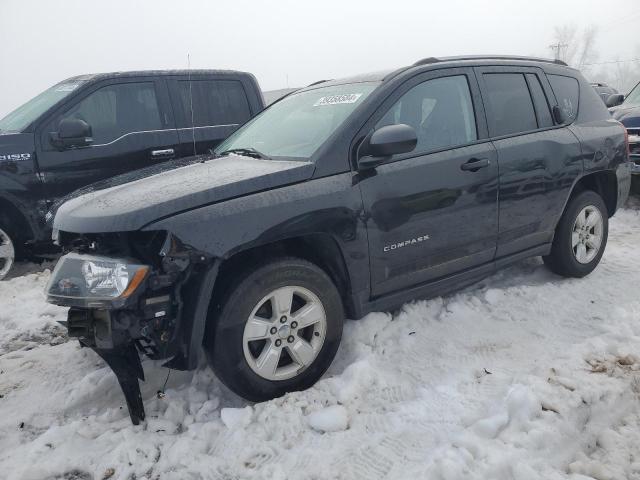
[591,82,619,103]
[45,55,630,424]
[0,70,265,279]
[607,80,640,183]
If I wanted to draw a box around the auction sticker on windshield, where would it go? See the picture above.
[55,83,81,92]
[314,93,363,106]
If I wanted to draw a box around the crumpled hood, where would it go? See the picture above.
[609,103,640,128]
[54,155,315,233]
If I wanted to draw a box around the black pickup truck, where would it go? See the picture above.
[46,56,631,424]
[0,70,264,279]
[607,80,640,187]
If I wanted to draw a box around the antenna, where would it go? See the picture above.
[187,54,197,157]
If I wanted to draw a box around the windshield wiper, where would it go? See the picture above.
[218,147,271,160]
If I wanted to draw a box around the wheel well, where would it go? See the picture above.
[213,234,355,318]
[571,171,617,217]
[0,197,32,242]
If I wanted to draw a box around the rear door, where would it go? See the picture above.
[475,66,582,258]
[167,76,254,156]
[35,77,179,199]
[358,68,499,297]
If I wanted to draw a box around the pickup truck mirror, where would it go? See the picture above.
[50,118,93,150]
[606,93,625,108]
[358,124,418,170]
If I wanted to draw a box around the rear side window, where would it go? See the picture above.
[177,80,251,127]
[482,73,537,137]
[376,75,477,153]
[525,74,553,128]
[43,82,162,147]
[548,74,580,123]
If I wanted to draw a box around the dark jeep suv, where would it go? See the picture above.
[45,56,631,424]
[0,70,264,279]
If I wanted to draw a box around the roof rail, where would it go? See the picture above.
[307,79,332,87]
[413,55,568,67]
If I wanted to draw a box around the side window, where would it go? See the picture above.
[482,73,537,136]
[548,74,580,123]
[177,80,251,127]
[525,74,553,128]
[376,75,477,153]
[44,82,161,148]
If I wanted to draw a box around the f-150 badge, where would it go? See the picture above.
[0,153,31,162]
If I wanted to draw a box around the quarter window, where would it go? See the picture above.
[482,73,537,137]
[44,82,162,147]
[177,80,251,127]
[548,74,580,123]
[376,75,477,153]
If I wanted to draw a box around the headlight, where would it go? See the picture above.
[46,253,149,307]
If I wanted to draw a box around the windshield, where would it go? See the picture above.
[625,82,640,105]
[0,80,86,133]
[215,82,379,160]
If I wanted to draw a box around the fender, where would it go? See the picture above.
[143,173,370,367]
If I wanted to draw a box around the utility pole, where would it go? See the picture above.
[549,42,568,62]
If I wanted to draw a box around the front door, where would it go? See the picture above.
[357,69,499,297]
[35,78,180,201]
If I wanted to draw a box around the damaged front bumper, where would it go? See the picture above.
[46,239,219,424]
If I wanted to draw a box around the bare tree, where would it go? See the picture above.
[550,24,598,74]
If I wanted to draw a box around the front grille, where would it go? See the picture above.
[628,128,640,158]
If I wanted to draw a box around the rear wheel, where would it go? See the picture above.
[205,257,344,402]
[543,190,608,278]
[0,215,18,280]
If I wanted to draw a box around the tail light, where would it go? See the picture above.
[623,125,630,157]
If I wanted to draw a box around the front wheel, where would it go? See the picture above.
[543,190,608,278]
[205,257,344,402]
[0,215,18,281]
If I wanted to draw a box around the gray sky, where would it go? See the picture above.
[0,0,638,117]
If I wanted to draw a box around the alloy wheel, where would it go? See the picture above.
[242,285,327,381]
[0,227,15,280]
[571,205,603,264]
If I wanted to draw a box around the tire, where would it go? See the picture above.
[543,190,608,278]
[205,257,344,402]
[0,213,19,281]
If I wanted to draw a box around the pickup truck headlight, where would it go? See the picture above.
[46,253,149,307]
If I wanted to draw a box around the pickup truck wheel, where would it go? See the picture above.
[0,217,17,281]
[543,190,608,278]
[205,258,344,402]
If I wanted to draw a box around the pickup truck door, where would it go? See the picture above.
[34,77,180,200]
[166,75,254,156]
[357,68,499,297]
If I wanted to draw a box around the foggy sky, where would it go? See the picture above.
[0,0,637,117]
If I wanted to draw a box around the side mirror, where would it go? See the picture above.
[552,105,566,125]
[50,118,93,150]
[606,94,625,108]
[358,124,418,170]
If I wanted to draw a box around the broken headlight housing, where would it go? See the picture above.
[46,253,149,308]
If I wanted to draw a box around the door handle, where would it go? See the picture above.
[460,157,490,172]
[151,148,175,158]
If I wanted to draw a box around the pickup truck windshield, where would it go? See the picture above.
[216,82,378,160]
[0,81,86,133]
[625,82,640,105]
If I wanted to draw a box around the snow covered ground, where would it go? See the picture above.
[1,206,640,480]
